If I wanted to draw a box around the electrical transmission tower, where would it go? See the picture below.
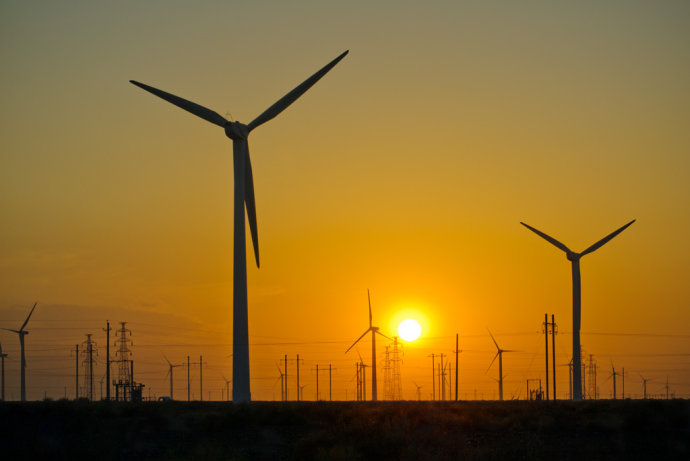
[586,354,598,400]
[112,322,144,401]
[383,346,392,400]
[81,334,98,400]
[390,337,403,400]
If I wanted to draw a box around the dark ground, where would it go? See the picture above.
[1,399,688,460]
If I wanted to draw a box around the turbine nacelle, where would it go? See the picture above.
[566,252,581,262]
[225,121,249,140]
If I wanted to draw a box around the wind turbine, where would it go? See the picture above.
[0,343,7,401]
[345,290,392,401]
[640,374,651,399]
[486,329,515,401]
[2,302,38,401]
[164,356,183,400]
[609,360,619,399]
[131,51,348,402]
[520,219,634,401]
[221,374,231,402]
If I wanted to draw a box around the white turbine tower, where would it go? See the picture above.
[2,302,38,401]
[521,219,634,401]
[131,51,348,402]
[345,290,391,401]
[164,356,183,400]
[486,329,515,401]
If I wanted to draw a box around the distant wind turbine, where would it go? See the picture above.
[164,356,183,400]
[221,374,231,402]
[521,219,634,401]
[2,303,38,401]
[131,51,348,402]
[486,329,515,401]
[346,290,392,401]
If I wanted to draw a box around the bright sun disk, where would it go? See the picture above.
[398,319,421,342]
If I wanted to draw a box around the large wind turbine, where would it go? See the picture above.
[345,290,391,401]
[486,329,515,401]
[2,302,38,401]
[521,219,634,401]
[131,51,348,402]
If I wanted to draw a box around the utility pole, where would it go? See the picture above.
[622,367,625,399]
[187,355,190,402]
[296,354,301,402]
[356,362,360,400]
[199,355,203,401]
[544,314,549,400]
[429,354,435,401]
[552,314,557,400]
[455,333,460,401]
[103,321,111,400]
[329,364,333,401]
[283,354,289,401]
[315,364,319,400]
[0,344,7,401]
[74,344,79,399]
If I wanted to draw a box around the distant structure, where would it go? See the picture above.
[383,339,404,401]
[345,290,392,401]
[0,343,7,401]
[131,51,348,402]
[164,356,183,400]
[487,329,516,401]
[113,322,144,401]
[81,334,98,401]
[521,220,634,401]
[585,354,598,399]
[2,302,38,401]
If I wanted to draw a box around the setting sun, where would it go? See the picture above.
[398,319,422,342]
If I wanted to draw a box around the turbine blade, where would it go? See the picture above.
[164,355,172,366]
[20,302,38,331]
[247,50,349,132]
[486,351,499,373]
[487,328,500,351]
[580,219,635,257]
[367,289,373,329]
[244,145,260,268]
[1,328,20,334]
[130,80,228,128]
[375,330,393,342]
[520,222,572,253]
[165,368,170,378]
[346,329,370,354]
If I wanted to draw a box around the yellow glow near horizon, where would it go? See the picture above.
[398,319,422,342]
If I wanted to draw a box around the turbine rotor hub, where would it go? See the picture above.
[566,252,581,261]
[225,121,249,140]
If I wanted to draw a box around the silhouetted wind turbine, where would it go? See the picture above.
[164,356,183,400]
[346,290,392,401]
[131,51,348,402]
[221,374,231,402]
[609,360,619,399]
[486,329,515,401]
[521,219,634,401]
[0,343,7,401]
[2,302,38,401]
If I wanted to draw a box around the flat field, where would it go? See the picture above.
[1,400,688,460]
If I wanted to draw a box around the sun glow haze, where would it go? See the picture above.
[398,319,422,342]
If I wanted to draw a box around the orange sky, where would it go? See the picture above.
[1,1,689,401]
